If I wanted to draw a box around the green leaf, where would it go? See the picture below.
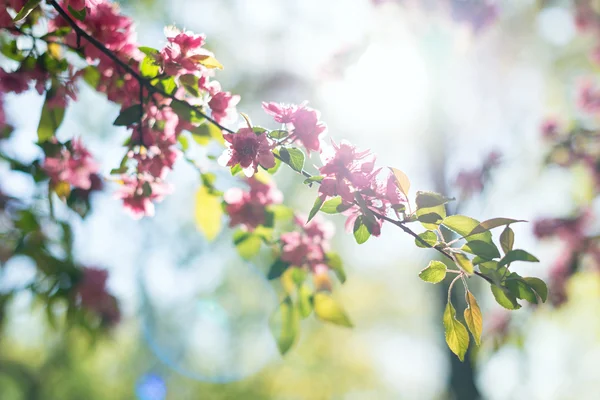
[303,175,324,185]
[313,292,353,328]
[500,226,514,254]
[269,297,299,355]
[267,259,290,280]
[140,56,160,78]
[325,252,346,284]
[419,260,447,283]
[389,167,410,198]
[523,277,548,303]
[279,147,305,173]
[270,129,289,139]
[232,231,262,260]
[179,74,200,97]
[455,253,474,274]
[13,0,41,22]
[353,217,371,244]
[1,41,25,62]
[321,197,348,214]
[41,27,71,39]
[490,284,521,310]
[114,104,143,126]
[80,66,100,88]
[468,218,526,236]
[461,240,501,260]
[443,301,470,361]
[442,215,493,245]
[38,89,66,142]
[171,101,206,125]
[415,231,438,248]
[297,284,313,318]
[158,77,177,95]
[497,249,539,268]
[67,5,86,21]
[506,278,537,304]
[177,134,189,151]
[415,192,450,230]
[139,46,159,57]
[191,123,223,146]
[464,291,483,346]
[415,191,454,208]
[307,196,324,223]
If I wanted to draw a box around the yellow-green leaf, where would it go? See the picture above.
[455,253,474,275]
[194,54,224,69]
[419,260,447,283]
[313,292,353,328]
[389,167,410,198]
[464,291,483,346]
[194,185,222,241]
[269,297,299,355]
[298,284,313,318]
[443,301,470,361]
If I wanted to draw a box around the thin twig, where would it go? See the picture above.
[48,0,235,135]
[46,0,494,286]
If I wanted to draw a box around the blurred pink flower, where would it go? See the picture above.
[43,138,100,190]
[224,177,282,230]
[208,91,240,124]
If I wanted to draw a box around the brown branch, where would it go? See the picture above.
[47,0,235,135]
[47,0,493,286]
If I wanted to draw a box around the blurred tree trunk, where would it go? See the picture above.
[423,37,481,398]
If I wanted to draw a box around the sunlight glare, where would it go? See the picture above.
[321,32,430,133]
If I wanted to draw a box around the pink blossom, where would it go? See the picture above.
[219,128,276,177]
[319,140,377,203]
[0,8,13,28]
[0,69,29,94]
[115,175,171,219]
[65,0,103,12]
[290,107,327,153]
[52,2,139,67]
[0,95,6,129]
[75,267,121,326]
[47,70,78,109]
[280,231,325,267]
[158,28,212,76]
[578,79,600,114]
[43,138,100,190]
[224,177,282,230]
[209,91,240,124]
[134,145,179,180]
[296,214,335,244]
[262,102,298,124]
[261,102,326,153]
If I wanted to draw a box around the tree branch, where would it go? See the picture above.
[48,0,235,135]
[46,0,493,286]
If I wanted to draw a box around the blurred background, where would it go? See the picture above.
[2,0,600,399]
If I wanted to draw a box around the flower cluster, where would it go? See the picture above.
[75,267,121,326]
[577,79,600,114]
[223,177,282,230]
[319,140,405,236]
[42,137,100,192]
[262,102,327,153]
[533,211,600,306]
[280,215,336,290]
